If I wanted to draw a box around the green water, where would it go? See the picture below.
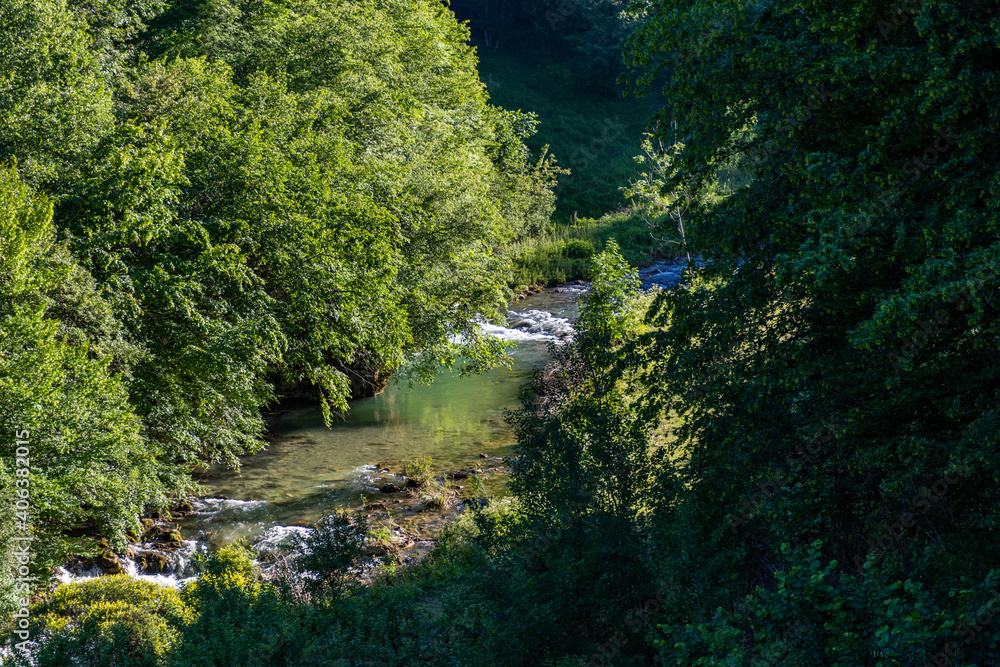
[177,288,583,546]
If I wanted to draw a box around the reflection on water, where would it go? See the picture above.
[178,287,584,545]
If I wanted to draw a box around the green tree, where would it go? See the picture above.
[622,0,1000,658]
[0,167,166,569]
[495,241,662,663]
[1,0,562,561]
[0,0,114,188]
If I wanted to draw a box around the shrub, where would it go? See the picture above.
[290,513,369,594]
[172,546,294,666]
[562,239,595,259]
[650,542,1000,665]
[6,576,193,667]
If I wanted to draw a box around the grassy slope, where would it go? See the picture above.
[509,208,676,288]
[478,41,665,220]
[476,38,677,287]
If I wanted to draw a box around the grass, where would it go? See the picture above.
[401,457,433,487]
[477,37,667,220]
[417,480,455,511]
[510,206,680,288]
[397,457,456,510]
[367,522,395,549]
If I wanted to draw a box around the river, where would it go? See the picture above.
[57,263,682,585]
[129,285,587,573]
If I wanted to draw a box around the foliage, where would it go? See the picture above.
[5,0,1000,665]
[576,239,642,367]
[0,467,16,621]
[476,41,665,219]
[0,0,114,188]
[0,167,165,564]
[171,545,293,666]
[4,576,193,667]
[494,241,665,663]
[290,512,369,595]
[562,239,595,259]
[621,130,751,266]
[452,0,641,93]
[619,0,1000,657]
[0,0,562,563]
[417,479,454,511]
[653,542,1000,666]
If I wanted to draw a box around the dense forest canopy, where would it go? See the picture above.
[2,0,1000,664]
[0,0,559,568]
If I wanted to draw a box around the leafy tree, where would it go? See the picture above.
[0,0,114,188]
[620,0,1000,657]
[290,512,371,596]
[0,0,563,566]
[0,167,165,565]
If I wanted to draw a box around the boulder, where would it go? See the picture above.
[95,551,123,575]
[137,553,169,574]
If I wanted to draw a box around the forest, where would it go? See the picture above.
[1,0,999,665]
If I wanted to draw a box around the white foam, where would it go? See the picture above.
[479,309,576,343]
[56,543,200,590]
[506,309,574,338]
[478,321,554,342]
[254,525,313,557]
[192,498,270,520]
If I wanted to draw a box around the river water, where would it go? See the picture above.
[169,286,586,559]
[58,264,680,585]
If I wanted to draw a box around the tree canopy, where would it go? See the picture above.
[0,0,560,562]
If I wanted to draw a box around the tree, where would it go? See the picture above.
[0,167,166,571]
[621,0,1000,658]
[1,0,562,555]
[0,0,114,189]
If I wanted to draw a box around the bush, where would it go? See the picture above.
[171,546,294,666]
[650,542,1000,665]
[291,513,369,594]
[5,576,193,667]
[562,239,595,259]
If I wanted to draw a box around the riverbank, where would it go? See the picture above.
[510,207,678,289]
[51,285,587,588]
